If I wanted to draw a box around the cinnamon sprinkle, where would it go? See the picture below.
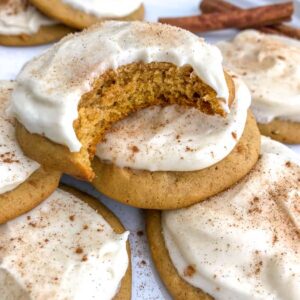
[184,265,196,277]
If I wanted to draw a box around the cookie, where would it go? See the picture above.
[218,30,300,144]
[0,0,73,46]
[0,81,60,224]
[146,137,300,299]
[0,24,73,46]
[30,0,145,29]
[146,211,212,300]
[11,21,235,180]
[92,112,260,209]
[258,118,300,144]
[0,186,131,299]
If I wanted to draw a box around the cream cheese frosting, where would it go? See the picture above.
[162,136,300,300]
[9,21,230,152]
[62,0,142,18]
[218,30,300,124]
[0,0,57,35]
[0,188,129,300]
[0,81,39,195]
[96,76,250,172]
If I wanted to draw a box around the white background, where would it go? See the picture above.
[0,1,299,299]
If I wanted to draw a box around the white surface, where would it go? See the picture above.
[0,1,299,299]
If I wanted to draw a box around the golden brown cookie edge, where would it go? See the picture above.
[258,119,300,144]
[145,210,213,300]
[0,167,61,224]
[30,0,145,29]
[0,24,74,47]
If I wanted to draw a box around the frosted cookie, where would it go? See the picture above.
[10,21,236,181]
[0,81,60,224]
[218,30,300,144]
[29,0,145,29]
[0,0,73,46]
[92,76,260,209]
[146,137,300,299]
[0,186,131,299]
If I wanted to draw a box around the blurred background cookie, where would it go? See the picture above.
[0,0,73,46]
[218,30,300,144]
[29,0,145,29]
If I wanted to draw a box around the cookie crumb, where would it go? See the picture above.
[137,230,144,236]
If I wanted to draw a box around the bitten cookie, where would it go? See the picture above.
[0,0,73,46]
[92,75,260,209]
[0,186,131,299]
[146,137,300,300]
[218,30,300,144]
[0,81,60,224]
[29,0,145,29]
[10,21,236,181]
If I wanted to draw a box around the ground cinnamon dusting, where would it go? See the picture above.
[131,145,140,153]
[82,255,88,262]
[75,247,83,254]
[184,265,196,277]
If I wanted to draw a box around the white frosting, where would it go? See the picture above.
[9,21,230,152]
[62,0,142,18]
[162,136,300,300]
[218,30,300,124]
[0,81,39,195]
[0,0,57,35]
[96,76,250,172]
[0,188,129,300]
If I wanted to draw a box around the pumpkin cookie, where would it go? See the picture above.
[258,119,300,144]
[0,186,131,299]
[92,75,260,209]
[30,0,145,29]
[0,81,60,224]
[10,21,235,180]
[0,0,73,46]
[218,30,300,144]
[146,137,300,299]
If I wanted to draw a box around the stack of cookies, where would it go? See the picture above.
[0,0,144,46]
[0,20,299,299]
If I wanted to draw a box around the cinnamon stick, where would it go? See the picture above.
[200,0,300,40]
[159,2,293,33]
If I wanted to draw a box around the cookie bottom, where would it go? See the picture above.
[30,0,145,29]
[258,119,300,144]
[61,186,132,300]
[92,111,260,210]
[146,210,212,300]
[0,167,60,224]
[0,24,74,46]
